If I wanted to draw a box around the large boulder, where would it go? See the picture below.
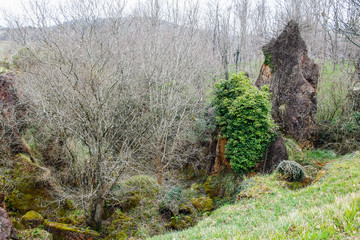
[255,21,319,148]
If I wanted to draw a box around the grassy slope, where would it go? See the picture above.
[151,151,360,240]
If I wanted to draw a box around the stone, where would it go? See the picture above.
[191,197,214,213]
[21,210,44,229]
[255,21,319,148]
[44,220,100,240]
[256,135,289,173]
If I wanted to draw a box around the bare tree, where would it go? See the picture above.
[7,0,220,230]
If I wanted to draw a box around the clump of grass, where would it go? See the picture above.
[276,160,305,182]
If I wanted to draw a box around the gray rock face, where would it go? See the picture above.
[256,21,319,148]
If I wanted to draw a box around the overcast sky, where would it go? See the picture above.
[0,0,239,27]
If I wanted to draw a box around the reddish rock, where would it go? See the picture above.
[0,194,14,240]
[211,137,231,174]
[256,21,319,148]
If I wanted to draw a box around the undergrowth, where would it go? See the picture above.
[150,151,360,239]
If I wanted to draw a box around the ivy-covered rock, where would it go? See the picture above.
[191,197,214,213]
[21,211,44,229]
[212,72,275,173]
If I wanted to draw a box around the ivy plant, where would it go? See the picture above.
[213,72,276,173]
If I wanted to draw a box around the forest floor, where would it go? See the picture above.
[151,151,360,240]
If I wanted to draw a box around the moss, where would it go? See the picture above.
[44,220,99,239]
[16,228,53,240]
[237,184,271,200]
[203,176,220,199]
[104,210,136,240]
[122,175,160,198]
[21,211,44,228]
[178,203,194,215]
[191,197,214,213]
[166,215,194,230]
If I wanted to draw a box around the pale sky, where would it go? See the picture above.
[0,0,239,27]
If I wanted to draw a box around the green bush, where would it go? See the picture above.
[212,72,275,173]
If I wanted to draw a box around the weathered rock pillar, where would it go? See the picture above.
[256,20,319,148]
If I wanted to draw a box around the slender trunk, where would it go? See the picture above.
[156,154,162,185]
[87,197,105,231]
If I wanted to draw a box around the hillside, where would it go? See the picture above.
[151,151,360,240]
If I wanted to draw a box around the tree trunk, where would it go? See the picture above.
[87,197,105,231]
[156,155,163,185]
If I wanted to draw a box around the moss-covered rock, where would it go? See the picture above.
[203,176,221,199]
[4,154,56,215]
[178,203,194,215]
[191,197,214,213]
[21,211,44,229]
[16,228,53,240]
[166,215,194,230]
[104,210,136,240]
[44,220,100,240]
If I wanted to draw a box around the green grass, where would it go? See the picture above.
[150,151,360,239]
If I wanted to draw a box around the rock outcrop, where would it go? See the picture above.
[0,73,33,158]
[256,21,319,148]
[256,135,289,173]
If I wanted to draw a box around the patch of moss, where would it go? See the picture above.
[203,176,220,199]
[166,215,194,230]
[44,220,100,239]
[178,203,194,215]
[191,197,214,213]
[236,184,271,200]
[104,210,136,240]
[5,154,54,215]
[122,175,160,198]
